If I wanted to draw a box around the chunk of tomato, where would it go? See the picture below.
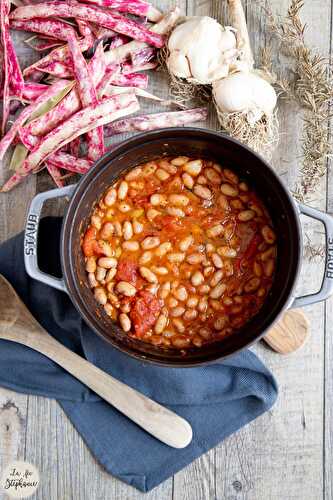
[130,291,162,337]
[116,259,138,285]
[82,226,103,257]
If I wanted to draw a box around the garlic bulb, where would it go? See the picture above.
[212,71,277,123]
[167,16,238,84]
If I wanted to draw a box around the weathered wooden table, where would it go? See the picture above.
[0,1,332,499]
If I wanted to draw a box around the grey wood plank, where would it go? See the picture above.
[0,29,39,500]
[215,1,330,500]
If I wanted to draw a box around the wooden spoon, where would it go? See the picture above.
[263,309,310,354]
[0,275,192,449]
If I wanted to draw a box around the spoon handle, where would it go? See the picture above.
[8,327,192,449]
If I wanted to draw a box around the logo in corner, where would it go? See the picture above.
[0,461,39,498]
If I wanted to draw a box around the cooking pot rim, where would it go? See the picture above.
[60,127,302,366]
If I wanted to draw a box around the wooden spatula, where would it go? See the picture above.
[263,309,310,354]
[0,274,192,449]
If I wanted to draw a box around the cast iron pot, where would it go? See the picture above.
[24,128,333,367]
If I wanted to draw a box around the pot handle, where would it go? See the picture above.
[291,203,333,308]
[24,184,76,293]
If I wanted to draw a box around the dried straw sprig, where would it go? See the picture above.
[266,0,333,201]
[303,234,325,261]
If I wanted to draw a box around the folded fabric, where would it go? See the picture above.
[0,217,278,492]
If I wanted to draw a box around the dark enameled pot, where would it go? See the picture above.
[24,128,333,366]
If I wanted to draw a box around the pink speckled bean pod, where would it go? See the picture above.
[26,36,63,52]
[10,3,164,47]
[10,18,79,42]
[46,162,64,188]
[105,7,180,66]
[47,151,92,174]
[1,0,11,135]
[0,172,27,192]
[67,33,104,161]
[82,0,162,22]
[104,107,208,137]
[34,59,74,79]
[0,79,71,160]
[19,93,139,174]
[23,34,94,79]
[110,72,149,89]
[23,44,107,138]
[22,83,49,101]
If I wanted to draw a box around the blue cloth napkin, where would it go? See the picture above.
[0,217,278,492]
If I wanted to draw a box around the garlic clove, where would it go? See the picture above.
[167,16,239,85]
[212,71,277,121]
[167,50,191,79]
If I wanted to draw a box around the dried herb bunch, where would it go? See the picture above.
[266,0,333,201]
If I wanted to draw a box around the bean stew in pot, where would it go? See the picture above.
[81,157,277,350]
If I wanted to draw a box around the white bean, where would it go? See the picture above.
[221,183,238,197]
[105,268,117,282]
[139,251,153,265]
[217,246,237,258]
[262,225,276,244]
[155,241,172,257]
[88,272,98,288]
[98,257,118,269]
[194,184,212,199]
[104,303,114,317]
[184,309,198,321]
[204,266,214,277]
[155,313,168,334]
[223,168,238,184]
[101,222,115,240]
[155,168,170,181]
[125,167,142,181]
[132,220,143,234]
[171,156,189,166]
[123,221,133,241]
[170,306,185,317]
[94,287,107,305]
[207,224,224,238]
[179,235,193,252]
[150,194,167,206]
[91,215,102,230]
[168,297,179,308]
[212,253,224,269]
[98,241,113,257]
[182,173,194,189]
[118,181,128,200]
[159,281,171,299]
[146,208,161,221]
[142,161,157,176]
[105,188,117,206]
[205,168,221,184]
[85,257,96,273]
[116,281,137,297]
[183,159,202,176]
[210,270,224,287]
[173,286,188,301]
[166,206,185,217]
[173,318,185,333]
[191,271,204,286]
[186,253,204,264]
[114,221,122,236]
[141,236,160,249]
[167,252,185,263]
[119,313,131,332]
[199,327,211,339]
[198,284,210,294]
[159,159,178,174]
[238,210,255,222]
[210,283,227,299]
[122,241,139,251]
[146,283,159,294]
[197,175,207,185]
[168,194,189,206]
[96,266,107,282]
[198,297,208,312]
[186,296,199,308]
[151,266,168,275]
[139,266,158,283]
[214,317,227,330]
